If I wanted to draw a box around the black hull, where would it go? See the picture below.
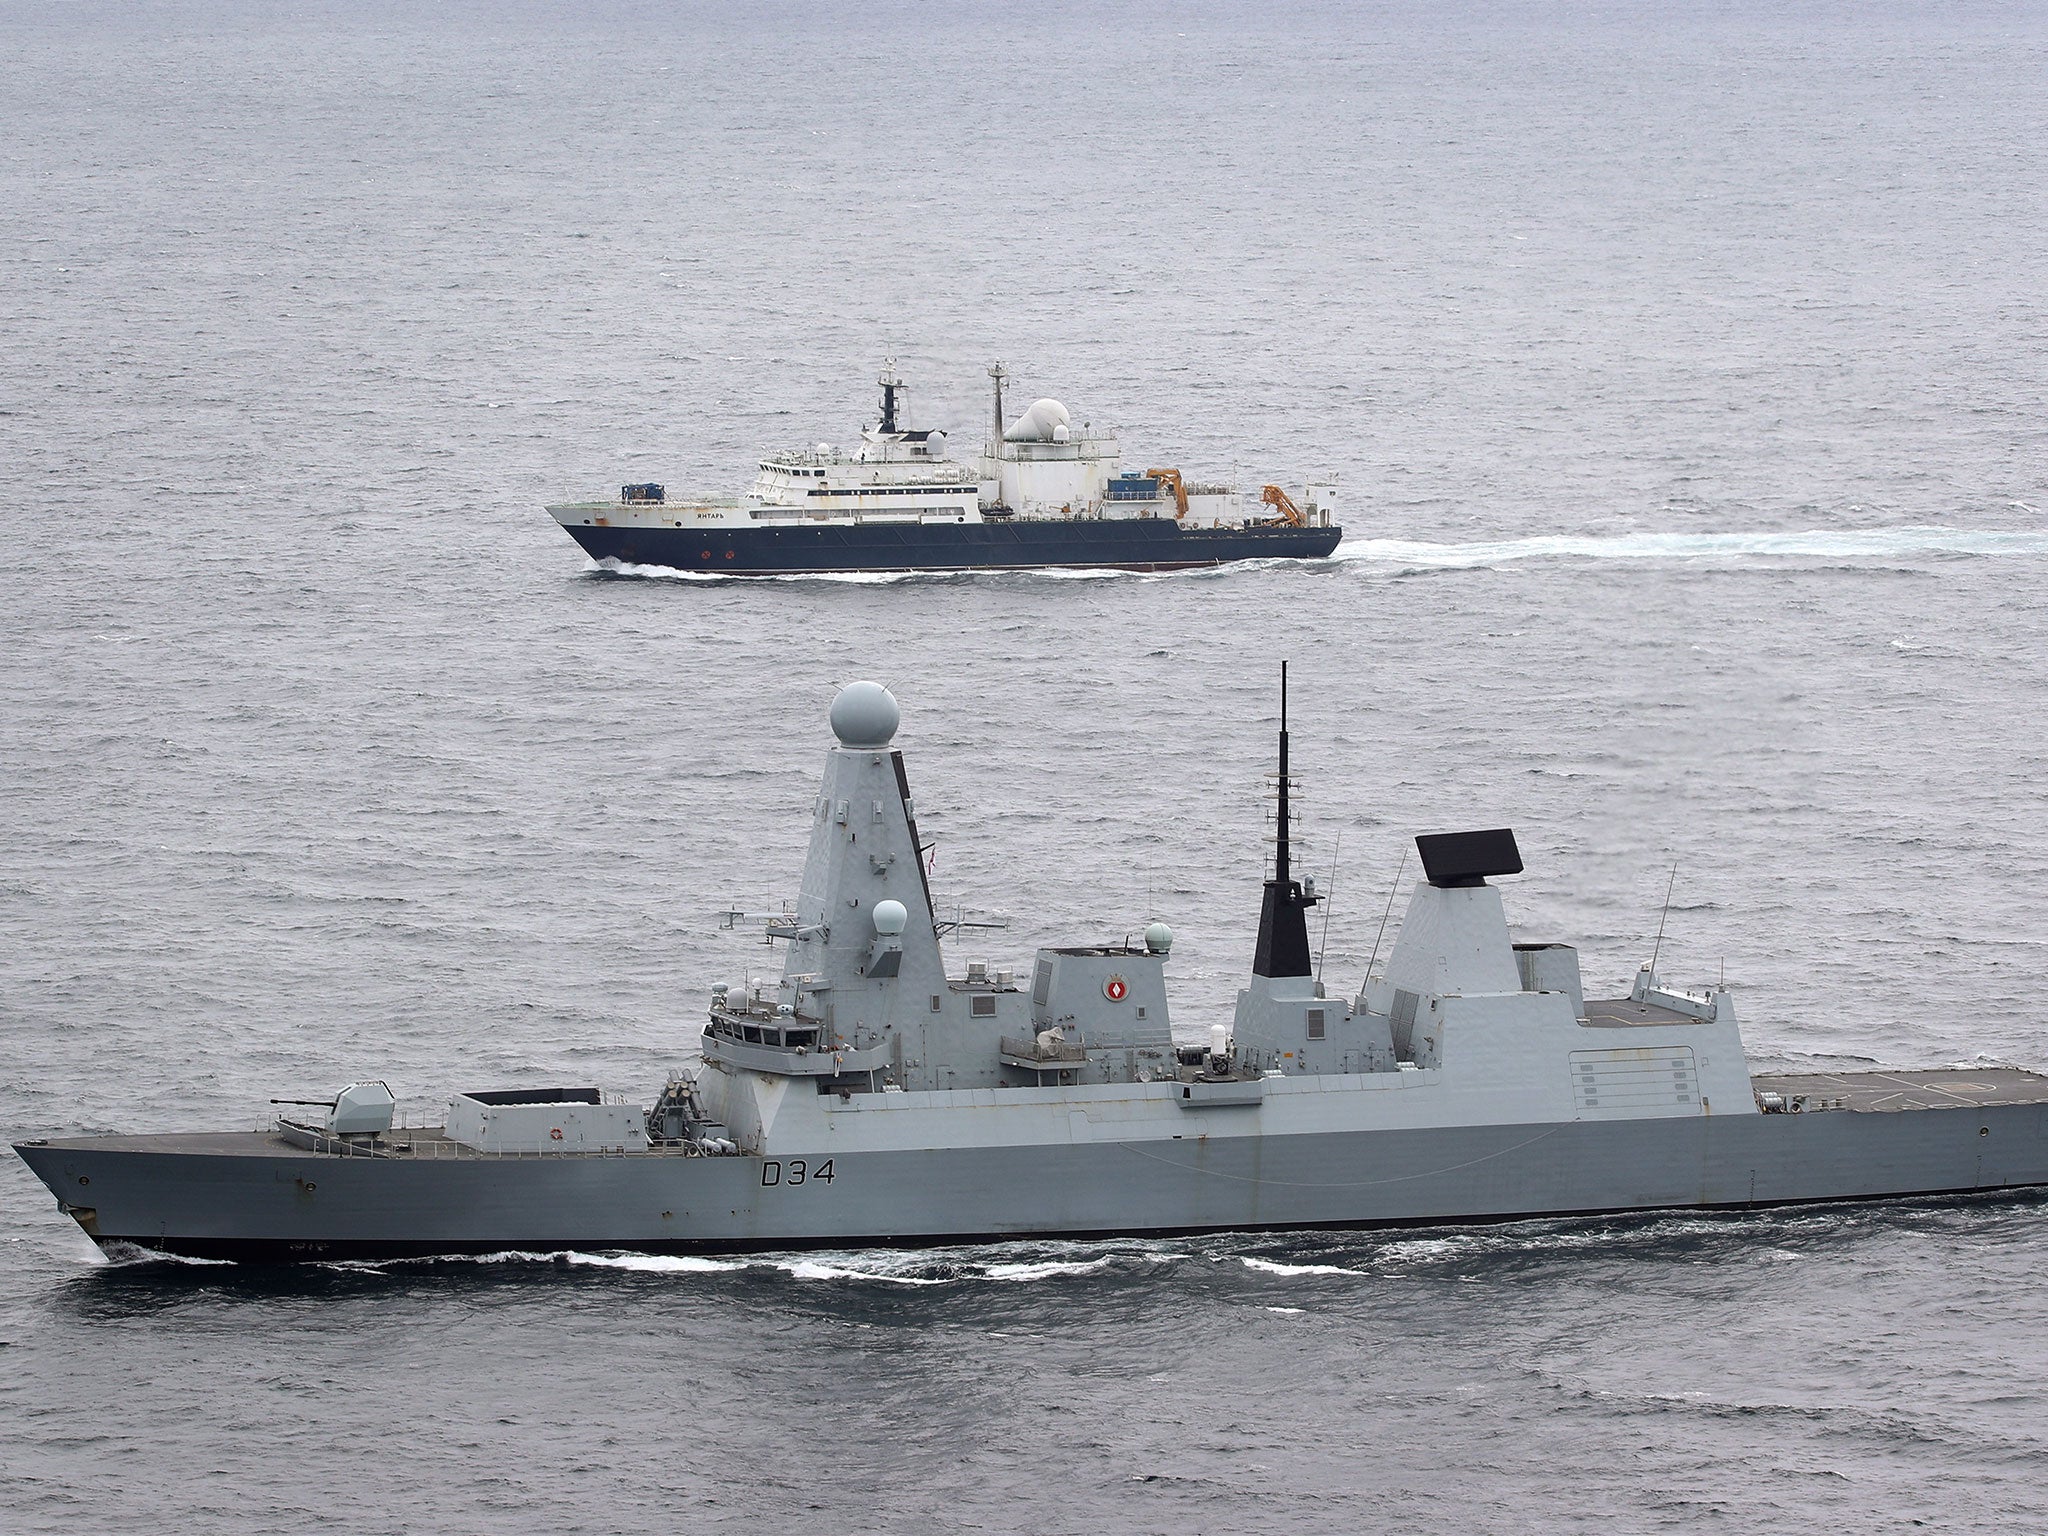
[562,518,1343,574]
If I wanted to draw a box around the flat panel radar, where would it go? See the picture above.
[1416,828,1523,888]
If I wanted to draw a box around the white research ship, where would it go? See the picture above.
[547,362,1342,574]
[15,675,2048,1262]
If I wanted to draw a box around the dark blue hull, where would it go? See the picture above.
[563,518,1343,574]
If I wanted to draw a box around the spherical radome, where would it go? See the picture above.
[1002,398,1072,443]
[830,681,900,748]
[1144,921,1175,955]
[873,899,909,936]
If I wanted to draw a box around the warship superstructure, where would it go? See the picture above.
[546,363,1342,574]
[15,680,2048,1263]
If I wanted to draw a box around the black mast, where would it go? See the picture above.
[1252,662,1319,978]
[878,362,902,435]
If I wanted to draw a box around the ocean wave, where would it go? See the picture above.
[775,1256,954,1285]
[1333,526,2048,570]
[300,1241,1172,1286]
[559,1251,747,1274]
[98,1242,236,1268]
[1239,1255,1372,1277]
[982,1255,1123,1281]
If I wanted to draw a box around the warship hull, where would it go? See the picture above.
[18,680,2048,1266]
[20,1070,2048,1262]
[559,516,1343,575]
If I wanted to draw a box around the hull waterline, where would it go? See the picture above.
[561,519,1343,575]
[19,1088,2048,1263]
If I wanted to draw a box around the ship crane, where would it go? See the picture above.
[1260,484,1309,527]
[1145,467,1189,520]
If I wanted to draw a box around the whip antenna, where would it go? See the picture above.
[1649,862,1679,979]
[1315,832,1343,985]
[1363,847,1407,984]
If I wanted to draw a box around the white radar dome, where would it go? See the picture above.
[1003,398,1073,443]
[830,681,900,748]
[1144,921,1175,955]
[873,899,908,936]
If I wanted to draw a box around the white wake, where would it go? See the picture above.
[1334,524,2048,569]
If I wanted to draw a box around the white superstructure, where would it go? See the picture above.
[694,682,1754,1155]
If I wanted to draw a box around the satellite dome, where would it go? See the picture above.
[1144,921,1174,955]
[1003,398,1073,443]
[873,899,908,936]
[829,681,899,748]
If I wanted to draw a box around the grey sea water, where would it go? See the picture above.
[5,1,2048,1531]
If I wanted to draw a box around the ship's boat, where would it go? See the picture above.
[14,679,2048,1262]
[545,362,1342,574]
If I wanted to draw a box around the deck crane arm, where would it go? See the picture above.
[1145,467,1190,520]
[1260,484,1308,527]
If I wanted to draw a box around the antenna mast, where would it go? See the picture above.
[878,357,903,435]
[1251,662,1318,979]
[1275,660,1291,885]
[1363,848,1407,984]
[1315,831,1342,984]
[1648,862,1679,979]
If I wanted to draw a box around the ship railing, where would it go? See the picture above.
[276,1114,725,1160]
[283,1128,706,1160]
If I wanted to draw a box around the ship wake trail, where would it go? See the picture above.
[312,1242,1179,1286]
[1336,525,2048,570]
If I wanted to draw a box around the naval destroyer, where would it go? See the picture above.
[546,363,1342,574]
[16,679,2048,1262]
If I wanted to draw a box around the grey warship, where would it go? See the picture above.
[16,678,2048,1262]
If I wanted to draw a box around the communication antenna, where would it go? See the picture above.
[1363,847,1408,984]
[1315,831,1343,984]
[1648,862,1679,980]
[1274,661,1292,886]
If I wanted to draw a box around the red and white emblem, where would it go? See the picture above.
[1103,975,1128,1002]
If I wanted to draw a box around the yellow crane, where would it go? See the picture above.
[1145,467,1189,520]
[1260,484,1308,527]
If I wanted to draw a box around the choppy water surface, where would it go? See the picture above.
[5,2,2047,1532]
